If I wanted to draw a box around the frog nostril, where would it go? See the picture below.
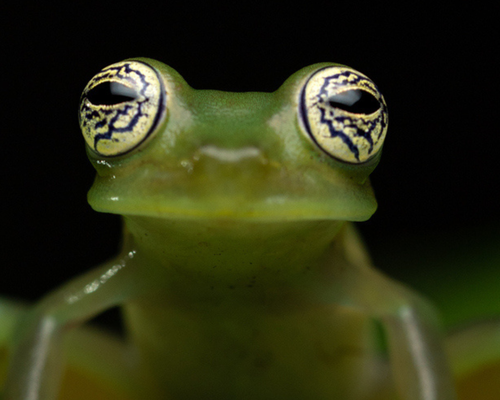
[197,145,264,163]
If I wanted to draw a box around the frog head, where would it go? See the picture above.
[79,58,388,223]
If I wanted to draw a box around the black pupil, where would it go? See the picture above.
[86,81,138,105]
[327,89,380,114]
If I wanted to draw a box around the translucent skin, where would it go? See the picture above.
[2,59,456,400]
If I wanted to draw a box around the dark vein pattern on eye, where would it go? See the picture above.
[315,72,387,162]
[80,63,151,150]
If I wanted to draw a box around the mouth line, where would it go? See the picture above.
[90,195,375,222]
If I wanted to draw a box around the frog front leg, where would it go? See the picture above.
[326,226,457,400]
[362,278,456,400]
[3,250,139,400]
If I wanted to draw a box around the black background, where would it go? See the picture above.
[1,4,498,320]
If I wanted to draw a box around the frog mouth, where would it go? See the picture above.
[86,141,378,221]
[87,167,378,222]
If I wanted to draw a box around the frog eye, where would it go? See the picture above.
[79,60,166,157]
[298,66,388,164]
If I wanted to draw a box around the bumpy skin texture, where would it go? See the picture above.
[2,59,456,400]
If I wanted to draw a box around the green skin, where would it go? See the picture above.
[2,59,457,400]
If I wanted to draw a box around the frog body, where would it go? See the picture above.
[119,219,379,399]
[3,59,456,400]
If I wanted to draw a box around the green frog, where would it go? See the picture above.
[3,59,456,400]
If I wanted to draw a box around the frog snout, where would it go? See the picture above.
[189,144,274,186]
[197,145,265,164]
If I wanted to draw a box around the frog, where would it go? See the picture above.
[2,58,457,400]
